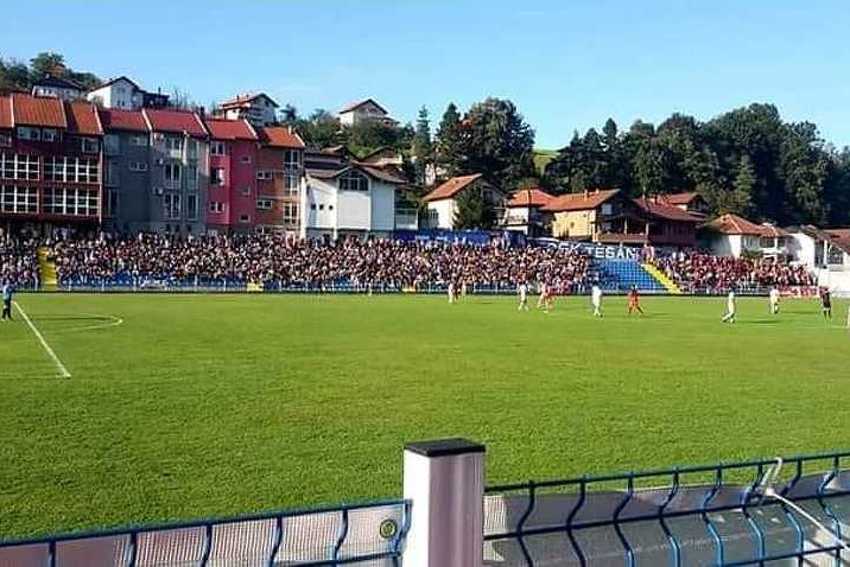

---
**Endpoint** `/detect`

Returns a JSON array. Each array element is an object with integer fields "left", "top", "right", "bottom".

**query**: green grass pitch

[{"left": 1, "top": 293, "right": 848, "bottom": 539}]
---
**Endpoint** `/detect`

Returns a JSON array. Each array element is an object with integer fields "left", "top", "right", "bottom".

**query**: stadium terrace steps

[
  {"left": 641, "top": 262, "right": 682, "bottom": 294},
  {"left": 37, "top": 247, "right": 58, "bottom": 292},
  {"left": 593, "top": 259, "right": 666, "bottom": 293}
]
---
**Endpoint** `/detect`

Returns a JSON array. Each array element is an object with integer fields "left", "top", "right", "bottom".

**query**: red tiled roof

[
  {"left": 633, "top": 198, "right": 701, "bottom": 222},
  {"left": 508, "top": 188, "right": 555, "bottom": 208},
  {"left": 259, "top": 126, "right": 305, "bottom": 149},
  {"left": 423, "top": 174, "right": 484, "bottom": 202},
  {"left": 64, "top": 101, "right": 103, "bottom": 135},
  {"left": 338, "top": 98, "right": 388, "bottom": 115},
  {"left": 706, "top": 214, "right": 788, "bottom": 237},
  {"left": 0, "top": 95, "right": 12, "bottom": 129},
  {"left": 98, "top": 108, "right": 149, "bottom": 132},
  {"left": 219, "top": 92, "right": 279, "bottom": 109},
  {"left": 10, "top": 93, "right": 67, "bottom": 128},
  {"left": 204, "top": 118, "right": 257, "bottom": 141},
  {"left": 143, "top": 108, "right": 207, "bottom": 137},
  {"left": 541, "top": 189, "right": 620, "bottom": 212},
  {"left": 662, "top": 191, "right": 701, "bottom": 205}
]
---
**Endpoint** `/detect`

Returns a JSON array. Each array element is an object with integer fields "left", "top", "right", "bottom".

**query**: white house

[
  {"left": 502, "top": 188, "right": 555, "bottom": 236},
  {"left": 31, "top": 74, "right": 84, "bottom": 101},
  {"left": 302, "top": 164, "right": 406, "bottom": 240},
  {"left": 704, "top": 213, "right": 790, "bottom": 258},
  {"left": 217, "top": 93, "right": 279, "bottom": 127},
  {"left": 87, "top": 76, "right": 169, "bottom": 110},
  {"left": 337, "top": 99, "right": 397, "bottom": 127},
  {"left": 422, "top": 174, "right": 504, "bottom": 230}
]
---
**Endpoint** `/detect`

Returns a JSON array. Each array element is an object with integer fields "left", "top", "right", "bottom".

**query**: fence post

[{"left": 403, "top": 438, "right": 485, "bottom": 567}]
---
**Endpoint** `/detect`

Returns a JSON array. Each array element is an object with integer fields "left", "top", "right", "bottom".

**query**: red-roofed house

[
  {"left": 660, "top": 191, "right": 710, "bottom": 218},
  {"left": 704, "top": 213, "right": 791, "bottom": 258},
  {"left": 502, "top": 187, "right": 555, "bottom": 236},
  {"left": 422, "top": 174, "right": 504, "bottom": 229},
  {"left": 203, "top": 118, "right": 259, "bottom": 232},
  {"left": 254, "top": 126, "right": 306, "bottom": 234},
  {"left": 1, "top": 93, "right": 104, "bottom": 230},
  {"left": 216, "top": 93, "right": 278, "bottom": 127},
  {"left": 142, "top": 108, "right": 209, "bottom": 234}
]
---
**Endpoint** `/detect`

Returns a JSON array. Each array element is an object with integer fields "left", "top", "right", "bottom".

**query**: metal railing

[
  {"left": 484, "top": 451, "right": 850, "bottom": 566},
  {"left": 0, "top": 499, "right": 411, "bottom": 567}
]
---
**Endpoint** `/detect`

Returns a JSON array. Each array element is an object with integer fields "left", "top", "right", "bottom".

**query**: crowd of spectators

[
  {"left": 651, "top": 251, "right": 816, "bottom": 292},
  {"left": 0, "top": 232, "right": 40, "bottom": 289},
  {"left": 48, "top": 233, "right": 592, "bottom": 291}
]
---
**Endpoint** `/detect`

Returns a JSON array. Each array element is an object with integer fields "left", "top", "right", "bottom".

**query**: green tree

[
  {"left": 411, "top": 106, "right": 433, "bottom": 185},
  {"left": 435, "top": 102, "right": 465, "bottom": 179},
  {"left": 452, "top": 186, "right": 495, "bottom": 229},
  {"left": 294, "top": 109, "right": 342, "bottom": 149},
  {"left": 29, "top": 52, "right": 66, "bottom": 79}
]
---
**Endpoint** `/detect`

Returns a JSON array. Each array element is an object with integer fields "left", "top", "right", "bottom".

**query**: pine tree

[
  {"left": 453, "top": 187, "right": 494, "bottom": 229},
  {"left": 435, "top": 103, "right": 464, "bottom": 179},
  {"left": 411, "top": 106, "right": 433, "bottom": 185}
]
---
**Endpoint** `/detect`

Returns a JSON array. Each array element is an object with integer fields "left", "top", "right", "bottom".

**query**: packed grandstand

[{"left": 0, "top": 231, "right": 817, "bottom": 294}]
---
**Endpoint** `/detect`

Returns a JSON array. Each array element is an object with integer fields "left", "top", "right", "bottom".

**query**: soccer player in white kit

[
  {"left": 517, "top": 282, "right": 529, "bottom": 311},
  {"left": 721, "top": 290, "right": 737, "bottom": 323},
  {"left": 537, "top": 282, "right": 547, "bottom": 309},
  {"left": 447, "top": 282, "right": 456, "bottom": 304},
  {"left": 769, "top": 287, "right": 780, "bottom": 315},
  {"left": 591, "top": 284, "right": 603, "bottom": 317}
]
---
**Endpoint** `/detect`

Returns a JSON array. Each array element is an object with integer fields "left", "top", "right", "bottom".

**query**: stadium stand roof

[
  {"left": 423, "top": 173, "right": 485, "bottom": 202},
  {"left": 507, "top": 188, "right": 555, "bottom": 208},
  {"left": 541, "top": 188, "right": 620, "bottom": 212}
]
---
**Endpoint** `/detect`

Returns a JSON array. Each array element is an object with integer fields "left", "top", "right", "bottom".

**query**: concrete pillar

[{"left": 403, "top": 438, "right": 486, "bottom": 567}]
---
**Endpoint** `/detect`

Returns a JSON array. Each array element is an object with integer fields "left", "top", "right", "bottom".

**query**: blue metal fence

[
  {"left": 0, "top": 499, "right": 411, "bottom": 567},
  {"left": 484, "top": 451, "right": 850, "bottom": 566}
]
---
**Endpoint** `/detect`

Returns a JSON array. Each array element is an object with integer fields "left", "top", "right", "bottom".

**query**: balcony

[{"left": 395, "top": 209, "right": 418, "bottom": 230}]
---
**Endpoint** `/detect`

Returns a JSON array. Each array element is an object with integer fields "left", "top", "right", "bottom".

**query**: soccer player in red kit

[{"left": 627, "top": 285, "right": 644, "bottom": 316}]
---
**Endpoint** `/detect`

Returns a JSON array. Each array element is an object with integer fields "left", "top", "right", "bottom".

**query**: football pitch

[{"left": 1, "top": 292, "right": 849, "bottom": 539}]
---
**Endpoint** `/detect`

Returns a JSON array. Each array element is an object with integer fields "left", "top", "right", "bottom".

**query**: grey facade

[
  {"left": 102, "top": 131, "right": 152, "bottom": 233},
  {"left": 148, "top": 133, "right": 209, "bottom": 235}
]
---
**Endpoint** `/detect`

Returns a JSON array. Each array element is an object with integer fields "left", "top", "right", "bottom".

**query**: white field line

[
  {"left": 51, "top": 313, "right": 124, "bottom": 334},
  {"left": 13, "top": 301, "right": 71, "bottom": 378}
]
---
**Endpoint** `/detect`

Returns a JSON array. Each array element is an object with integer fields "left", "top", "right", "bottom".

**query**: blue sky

[{"left": 4, "top": 1, "right": 849, "bottom": 149}]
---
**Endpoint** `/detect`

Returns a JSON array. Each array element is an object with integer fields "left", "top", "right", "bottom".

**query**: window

[
  {"left": 211, "top": 167, "right": 225, "bottom": 186},
  {"left": 256, "top": 199, "right": 273, "bottom": 211},
  {"left": 163, "top": 193, "right": 181, "bottom": 219},
  {"left": 239, "top": 214, "right": 250, "bottom": 224},
  {"left": 129, "top": 135, "right": 148, "bottom": 147},
  {"left": 240, "top": 155, "right": 252, "bottom": 164},
  {"left": 81, "top": 137, "right": 99, "bottom": 154},
  {"left": 760, "top": 237, "right": 774, "bottom": 248},
  {"left": 310, "top": 204, "right": 317, "bottom": 210},
  {"left": 241, "top": 186, "right": 251, "bottom": 196},
  {"left": 283, "top": 202, "right": 298, "bottom": 224},
  {"left": 17, "top": 127, "right": 40, "bottom": 141},
  {"left": 1, "top": 154, "right": 39, "bottom": 180},
  {"left": 166, "top": 136, "right": 183, "bottom": 152},
  {"left": 129, "top": 161, "right": 149, "bottom": 172},
  {"left": 186, "top": 165, "right": 197, "bottom": 189},
  {"left": 210, "top": 141, "right": 226, "bottom": 156},
  {"left": 186, "top": 139, "right": 198, "bottom": 159},
  {"left": 0, "top": 185, "right": 38, "bottom": 213},
  {"left": 339, "top": 170, "right": 368, "bottom": 192},
  {"left": 104, "top": 134, "right": 120, "bottom": 155},
  {"left": 0, "top": 134, "right": 10, "bottom": 148},
  {"left": 319, "top": 204, "right": 324, "bottom": 210},
  {"left": 164, "top": 163, "right": 182, "bottom": 189},
  {"left": 186, "top": 194, "right": 198, "bottom": 220},
  {"left": 284, "top": 149, "right": 301, "bottom": 169},
  {"left": 105, "top": 189, "right": 119, "bottom": 218},
  {"left": 43, "top": 187, "right": 98, "bottom": 216},
  {"left": 106, "top": 159, "right": 120, "bottom": 187},
  {"left": 284, "top": 173, "right": 299, "bottom": 195},
  {"left": 42, "top": 129, "right": 59, "bottom": 143},
  {"left": 209, "top": 202, "right": 224, "bottom": 213},
  {"left": 256, "top": 170, "right": 272, "bottom": 181}
]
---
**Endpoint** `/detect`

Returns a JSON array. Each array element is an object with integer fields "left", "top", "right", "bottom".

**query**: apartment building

[
  {"left": 204, "top": 118, "right": 259, "bottom": 232},
  {"left": 256, "top": 126, "right": 305, "bottom": 234}
]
